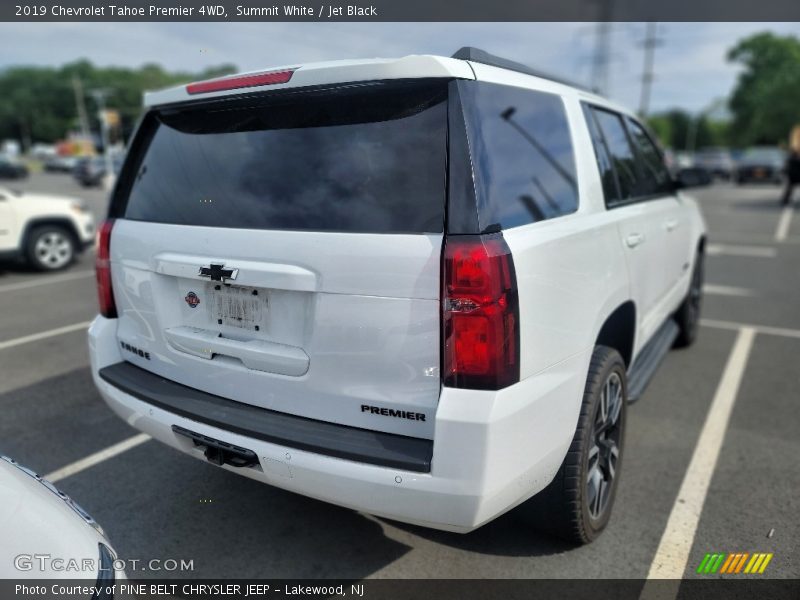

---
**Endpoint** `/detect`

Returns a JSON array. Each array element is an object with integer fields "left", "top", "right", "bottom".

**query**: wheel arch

[
  {"left": 595, "top": 301, "right": 636, "bottom": 368},
  {"left": 22, "top": 217, "right": 82, "bottom": 250}
]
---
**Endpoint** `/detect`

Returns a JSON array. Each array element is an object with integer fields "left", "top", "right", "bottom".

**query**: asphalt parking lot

[{"left": 1, "top": 172, "right": 798, "bottom": 581}]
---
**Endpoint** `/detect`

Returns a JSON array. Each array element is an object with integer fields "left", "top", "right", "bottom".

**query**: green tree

[
  {"left": 0, "top": 61, "right": 237, "bottom": 147},
  {"left": 727, "top": 32, "right": 800, "bottom": 146},
  {"left": 648, "top": 109, "right": 729, "bottom": 150},
  {"left": 646, "top": 113, "right": 674, "bottom": 147}
]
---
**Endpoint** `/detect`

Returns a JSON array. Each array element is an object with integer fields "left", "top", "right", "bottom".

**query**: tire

[
  {"left": 517, "top": 346, "right": 627, "bottom": 544},
  {"left": 25, "top": 226, "right": 76, "bottom": 271},
  {"left": 674, "top": 249, "right": 704, "bottom": 348}
]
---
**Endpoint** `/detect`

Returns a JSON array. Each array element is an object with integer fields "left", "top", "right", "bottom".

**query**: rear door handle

[
  {"left": 625, "top": 233, "right": 645, "bottom": 248},
  {"left": 664, "top": 219, "right": 679, "bottom": 232}
]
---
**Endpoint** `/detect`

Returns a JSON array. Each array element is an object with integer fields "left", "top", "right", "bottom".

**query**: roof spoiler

[{"left": 451, "top": 46, "right": 595, "bottom": 94}]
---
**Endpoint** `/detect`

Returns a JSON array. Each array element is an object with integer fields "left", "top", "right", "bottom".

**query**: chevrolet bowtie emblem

[{"left": 198, "top": 263, "right": 238, "bottom": 282}]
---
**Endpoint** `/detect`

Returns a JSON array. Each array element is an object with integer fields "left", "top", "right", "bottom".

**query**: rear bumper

[
  {"left": 88, "top": 316, "right": 586, "bottom": 533},
  {"left": 67, "top": 212, "right": 95, "bottom": 250},
  {"left": 98, "top": 361, "right": 433, "bottom": 473}
]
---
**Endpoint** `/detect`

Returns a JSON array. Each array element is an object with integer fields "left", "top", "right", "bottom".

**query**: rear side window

[
  {"left": 114, "top": 82, "right": 447, "bottom": 233},
  {"left": 582, "top": 104, "right": 620, "bottom": 204},
  {"left": 590, "top": 108, "right": 640, "bottom": 204},
  {"left": 458, "top": 81, "right": 578, "bottom": 230},
  {"left": 586, "top": 105, "right": 674, "bottom": 206}
]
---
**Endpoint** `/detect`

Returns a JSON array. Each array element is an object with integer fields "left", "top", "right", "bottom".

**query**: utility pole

[
  {"left": 72, "top": 76, "right": 91, "bottom": 140},
  {"left": 638, "top": 22, "right": 663, "bottom": 117},
  {"left": 587, "top": 0, "right": 615, "bottom": 95},
  {"left": 687, "top": 98, "right": 726, "bottom": 153},
  {"left": 590, "top": 21, "right": 612, "bottom": 95},
  {"left": 89, "top": 88, "right": 114, "bottom": 189}
]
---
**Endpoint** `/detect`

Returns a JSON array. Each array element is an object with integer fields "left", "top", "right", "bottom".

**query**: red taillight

[
  {"left": 442, "top": 234, "right": 520, "bottom": 390},
  {"left": 186, "top": 69, "right": 295, "bottom": 95},
  {"left": 96, "top": 219, "right": 117, "bottom": 318}
]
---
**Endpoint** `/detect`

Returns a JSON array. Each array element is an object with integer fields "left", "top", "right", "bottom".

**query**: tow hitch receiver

[{"left": 172, "top": 425, "right": 259, "bottom": 468}]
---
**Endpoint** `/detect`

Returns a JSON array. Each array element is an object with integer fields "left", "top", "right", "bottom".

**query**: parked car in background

[
  {"left": 44, "top": 154, "right": 80, "bottom": 173},
  {"left": 0, "top": 154, "right": 29, "bottom": 180},
  {"left": 674, "top": 151, "right": 695, "bottom": 170},
  {"left": 665, "top": 149, "right": 710, "bottom": 185},
  {"left": 74, "top": 155, "right": 124, "bottom": 187},
  {"left": 695, "top": 147, "right": 735, "bottom": 180},
  {"left": 89, "top": 48, "right": 707, "bottom": 544},
  {"left": 735, "top": 147, "right": 786, "bottom": 184},
  {"left": 1, "top": 140, "right": 21, "bottom": 158},
  {"left": 675, "top": 166, "right": 712, "bottom": 188},
  {"left": 0, "top": 455, "right": 122, "bottom": 583},
  {"left": 664, "top": 149, "right": 695, "bottom": 173},
  {"left": 30, "top": 143, "right": 57, "bottom": 161},
  {"left": 0, "top": 186, "right": 95, "bottom": 270}
]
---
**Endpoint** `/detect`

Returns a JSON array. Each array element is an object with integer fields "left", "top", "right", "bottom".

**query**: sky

[{"left": 1, "top": 21, "right": 798, "bottom": 114}]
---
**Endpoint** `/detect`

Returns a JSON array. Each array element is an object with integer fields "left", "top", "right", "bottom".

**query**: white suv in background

[
  {"left": 0, "top": 187, "right": 95, "bottom": 270},
  {"left": 88, "top": 48, "right": 706, "bottom": 543}
]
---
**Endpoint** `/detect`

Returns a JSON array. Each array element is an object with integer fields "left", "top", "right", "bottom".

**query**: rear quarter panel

[{"left": 495, "top": 82, "right": 632, "bottom": 492}]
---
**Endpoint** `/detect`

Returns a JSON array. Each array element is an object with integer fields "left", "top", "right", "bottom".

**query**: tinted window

[
  {"left": 459, "top": 81, "right": 578, "bottom": 230},
  {"left": 582, "top": 104, "right": 620, "bottom": 204},
  {"left": 116, "top": 82, "right": 447, "bottom": 233},
  {"left": 591, "top": 108, "right": 640, "bottom": 204},
  {"left": 626, "top": 117, "right": 672, "bottom": 196}
]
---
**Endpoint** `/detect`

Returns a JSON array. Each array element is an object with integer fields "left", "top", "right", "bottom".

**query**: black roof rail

[{"left": 451, "top": 47, "right": 595, "bottom": 94}]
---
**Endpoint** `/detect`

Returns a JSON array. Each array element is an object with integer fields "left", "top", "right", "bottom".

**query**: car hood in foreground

[{"left": 0, "top": 458, "right": 109, "bottom": 579}]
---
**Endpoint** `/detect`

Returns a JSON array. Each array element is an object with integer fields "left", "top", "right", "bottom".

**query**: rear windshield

[{"left": 113, "top": 81, "right": 448, "bottom": 233}]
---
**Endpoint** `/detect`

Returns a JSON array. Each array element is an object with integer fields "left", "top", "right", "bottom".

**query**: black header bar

[
  {"left": 3, "top": 0, "right": 800, "bottom": 22},
  {"left": 3, "top": 579, "right": 800, "bottom": 600}
]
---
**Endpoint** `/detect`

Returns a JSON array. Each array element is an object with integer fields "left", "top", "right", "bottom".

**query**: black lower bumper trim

[{"left": 98, "top": 362, "right": 433, "bottom": 473}]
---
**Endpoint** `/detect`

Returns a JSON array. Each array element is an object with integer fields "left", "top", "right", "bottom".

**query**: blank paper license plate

[{"left": 208, "top": 284, "right": 267, "bottom": 329}]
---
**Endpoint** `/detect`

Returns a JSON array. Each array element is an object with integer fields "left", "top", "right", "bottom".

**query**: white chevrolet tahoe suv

[
  {"left": 88, "top": 48, "right": 706, "bottom": 543},
  {"left": 0, "top": 187, "right": 95, "bottom": 270}
]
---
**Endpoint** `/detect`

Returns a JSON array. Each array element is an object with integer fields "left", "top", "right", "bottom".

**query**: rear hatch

[{"left": 107, "top": 81, "right": 448, "bottom": 438}]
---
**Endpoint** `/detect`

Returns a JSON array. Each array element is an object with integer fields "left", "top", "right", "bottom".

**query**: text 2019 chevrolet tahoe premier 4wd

[{"left": 88, "top": 48, "right": 706, "bottom": 543}]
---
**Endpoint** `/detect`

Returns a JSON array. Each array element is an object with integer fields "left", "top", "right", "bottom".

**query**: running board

[{"left": 627, "top": 319, "right": 679, "bottom": 403}]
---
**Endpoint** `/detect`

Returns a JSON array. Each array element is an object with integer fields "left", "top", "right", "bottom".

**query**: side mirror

[{"left": 674, "top": 167, "right": 712, "bottom": 190}]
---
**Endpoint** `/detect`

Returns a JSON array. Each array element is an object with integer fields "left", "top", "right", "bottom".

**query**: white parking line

[
  {"left": 701, "top": 318, "right": 800, "bottom": 340},
  {"left": 702, "top": 284, "right": 755, "bottom": 297},
  {"left": 706, "top": 244, "right": 777, "bottom": 258},
  {"left": 0, "top": 270, "right": 94, "bottom": 293},
  {"left": 641, "top": 327, "right": 755, "bottom": 593},
  {"left": 45, "top": 433, "right": 151, "bottom": 483},
  {"left": 775, "top": 204, "right": 794, "bottom": 242},
  {"left": 707, "top": 232, "right": 800, "bottom": 245},
  {"left": 0, "top": 321, "right": 92, "bottom": 351}
]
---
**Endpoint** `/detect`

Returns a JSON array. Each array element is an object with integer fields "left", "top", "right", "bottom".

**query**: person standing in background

[{"left": 782, "top": 125, "right": 800, "bottom": 206}]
